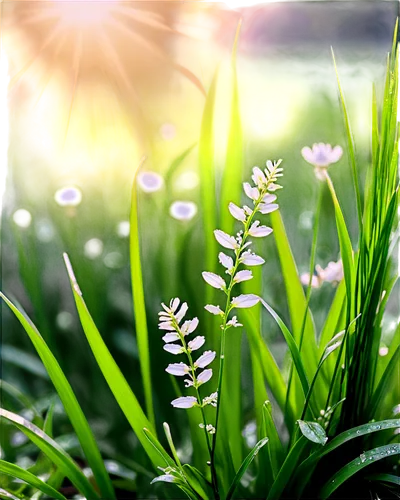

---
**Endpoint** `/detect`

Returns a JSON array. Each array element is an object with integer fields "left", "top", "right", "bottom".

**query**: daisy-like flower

[
  {"left": 301, "top": 143, "right": 343, "bottom": 181},
  {"left": 54, "top": 185, "right": 82, "bottom": 207},
  {"left": 169, "top": 201, "right": 197, "bottom": 221},
  {"left": 12, "top": 209, "right": 32, "bottom": 228},
  {"left": 137, "top": 171, "right": 164, "bottom": 193}
]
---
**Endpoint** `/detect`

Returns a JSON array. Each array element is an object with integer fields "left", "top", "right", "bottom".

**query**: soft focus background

[{"left": 1, "top": 0, "right": 398, "bottom": 490}]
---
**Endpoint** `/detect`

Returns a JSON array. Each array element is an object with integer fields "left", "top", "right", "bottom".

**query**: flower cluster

[
  {"left": 300, "top": 259, "right": 343, "bottom": 289},
  {"left": 159, "top": 298, "right": 217, "bottom": 413},
  {"left": 301, "top": 143, "right": 343, "bottom": 181},
  {"left": 202, "top": 160, "right": 283, "bottom": 317}
]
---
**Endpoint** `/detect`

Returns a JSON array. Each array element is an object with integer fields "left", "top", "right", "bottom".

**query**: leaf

[
  {"left": 0, "top": 293, "right": 115, "bottom": 500},
  {"left": 182, "top": 464, "right": 214, "bottom": 500},
  {"left": 260, "top": 299, "right": 311, "bottom": 404},
  {"left": 0, "top": 409, "right": 99, "bottom": 499},
  {"left": 0, "top": 460, "right": 67, "bottom": 500},
  {"left": 63, "top": 254, "right": 168, "bottom": 470},
  {"left": 297, "top": 421, "right": 328, "bottom": 445},
  {"left": 142, "top": 428, "right": 176, "bottom": 470},
  {"left": 226, "top": 437, "right": 269, "bottom": 500},
  {"left": 367, "top": 473, "right": 400, "bottom": 486},
  {"left": 369, "top": 344, "right": 400, "bottom": 418},
  {"left": 320, "top": 444, "right": 400, "bottom": 499},
  {"left": 258, "top": 401, "right": 284, "bottom": 489},
  {"left": 0, "top": 489, "right": 21, "bottom": 500},
  {"left": 130, "top": 157, "right": 155, "bottom": 429}
]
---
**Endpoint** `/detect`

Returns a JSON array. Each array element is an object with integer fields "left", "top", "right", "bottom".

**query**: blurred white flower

[
  {"left": 116, "top": 221, "right": 130, "bottom": 238},
  {"left": 204, "top": 304, "right": 224, "bottom": 316},
  {"left": 379, "top": 346, "right": 389, "bottom": 356},
  {"left": 36, "top": 219, "right": 55, "bottom": 242},
  {"left": 160, "top": 123, "right": 176, "bottom": 141},
  {"left": 56, "top": 311, "right": 73, "bottom": 330},
  {"left": 170, "top": 201, "right": 197, "bottom": 221},
  {"left": 214, "top": 229, "right": 239, "bottom": 250},
  {"left": 137, "top": 171, "right": 163, "bottom": 193},
  {"left": 316, "top": 260, "right": 344, "bottom": 283},
  {"left": 174, "top": 171, "right": 199, "bottom": 191},
  {"left": 203, "top": 392, "right": 218, "bottom": 407},
  {"left": 84, "top": 238, "right": 103, "bottom": 259},
  {"left": 202, "top": 272, "right": 226, "bottom": 290},
  {"left": 300, "top": 272, "right": 322, "bottom": 289},
  {"left": 171, "top": 396, "right": 197, "bottom": 409},
  {"left": 54, "top": 186, "right": 82, "bottom": 207},
  {"left": 231, "top": 294, "right": 260, "bottom": 308},
  {"left": 103, "top": 251, "right": 123, "bottom": 269},
  {"left": 301, "top": 143, "right": 343, "bottom": 181},
  {"left": 12, "top": 209, "right": 32, "bottom": 228}
]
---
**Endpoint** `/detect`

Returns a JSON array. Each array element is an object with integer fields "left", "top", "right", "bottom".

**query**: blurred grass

[{"left": 1, "top": 5, "right": 398, "bottom": 485}]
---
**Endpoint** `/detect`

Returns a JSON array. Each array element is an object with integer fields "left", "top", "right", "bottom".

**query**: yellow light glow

[{"left": 56, "top": 2, "right": 115, "bottom": 28}]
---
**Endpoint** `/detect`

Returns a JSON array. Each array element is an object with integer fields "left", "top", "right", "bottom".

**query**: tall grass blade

[
  {"left": 0, "top": 409, "right": 99, "bottom": 499},
  {"left": 130, "top": 157, "right": 155, "bottom": 429},
  {"left": 0, "top": 460, "right": 67, "bottom": 500},
  {"left": 63, "top": 254, "right": 168, "bottom": 470},
  {"left": 0, "top": 293, "right": 115, "bottom": 500}
]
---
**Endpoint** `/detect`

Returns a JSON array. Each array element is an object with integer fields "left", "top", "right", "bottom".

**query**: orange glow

[{"left": 56, "top": 2, "right": 116, "bottom": 28}]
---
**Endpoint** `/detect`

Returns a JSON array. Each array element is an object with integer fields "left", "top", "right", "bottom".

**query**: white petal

[
  {"left": 248, "top": 222, "right": 273, "bottom": 237},
  {"left": 243, "top": 182, "right": 259, "bottom": 201},
  {"left": 214, "top": 230, "right": 239, "bottom": 250},
  {"left": 262, "top": 193, "right": 277, "bottom": 204},
  {"left": 158, "top": 322, "right": 175, "bottom": 331},
  {"left": 268, "top": 184, "right": 282, "bottom": 192},
  {"left": 202, "top": 272, "right": 226, "bottom": 290},
  {"left": 195, "top": 350, "right": 216, "bottom": 368},
  {"left": 170, "top": 298, "right": 180, "bottom": 312},
  {"left": 188, "top": 336, "right": 205, "bottom": 351},
  {"left": 252, "top": 167, "right": 266, "bottom": 187},
  {"left": 163, "top": 344, "right": 184, "bottom": 355},
  {"left": 330, "top": 145, "right": 343, "bottom": 163},
  {"left": 162, "top": 332, "right": 180, "bottom": 343},
  {"left": 151, "top": 474, "right": 177, "bottom": 484},
  {"left": 241, "top": 252, "right": 265, "bottom": 266},
  {"left": 228, "top": 202, "right": 246, "bottom": 222},
  {"left": 197, "top": 368, "right": 212, "bottom": 385},
  {"left": 219, "top": 252, "right": 234, "bottom": 271},
  {"left": 233, "top": 270, "right": 253, "bottom": 283},
  {"left": 166, "top": 363, "right": 190, "bottom": 376},
  {"left": 231, "top": 294, "right": 260, "bottom": 308},
  {"left": 181, "top": 317, "right": 199, "bottom": 335},
  {"left": 171, "top": 396, "right": 197, "bottom": 409},
  {"left": 204, "top": 304, "right": 224, "bottom": 315},
  {"left": 175, "top": 302, "right": 188, "bottom": 323},
  {"left": 258, "top": 203, "right": 279, "bottom": 214}
]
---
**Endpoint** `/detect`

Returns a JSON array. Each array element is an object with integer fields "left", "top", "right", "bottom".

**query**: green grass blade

[
  {"left": 320, "top": 443, "right": 400, "bottom": 499},
  {"left": 130, "top": 158, "right": 155, "bottom": 429},
  {"left": 369, "top": 344, "right": 400, "bottom": 418},
  {"left": 226, "top": 438, "right": 269, "bottom": 500},
  {"left": 0, "top": 293, "right": 115, "bottom": 500},
  {"left": 0, "top": 460, "right": 67, "bottom": 500},
  {"left": 0, "top": 489, "right": 21, "bottom": 500},
  {"left": 63, "top": 254, "right": 168, "bottom": 470},
  {"left": 319, "top": 280, "right": 346, "bottom": 353},
  {"left": 260, "top": 299, "right": 311, "bottom": 406},
  {"left": 261, "top": 401, "right": 284, "bottom": 480},
  {"left": 143, "top": 428, "right": 177, "bottom": 469},
  {"left": 367, "top": 473, "right": 400, "bottom": 486},
  {"left": 0, "top": 409, "right": 99, "bottom": 499}
]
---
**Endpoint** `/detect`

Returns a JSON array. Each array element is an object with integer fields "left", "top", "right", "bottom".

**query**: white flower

[
  {"left": 243, "top": 182, "right": 259, "bottom": 201},
  {"left": 219, "top": 252, "right": 234, "bottom": 273},
  {"left": 158, "top": 321, "right": 175, "bottom": 331},
  {"left": 248, "top": 221, "right": 273, "bottom": 237},
  {"left": 251, "top": 167, "right": 266, "bottom": 188},
  {"left": 243, "top": 205, "right": 253, "bottom": 216},
  {"left": 84, "top": 238, "right": 103, "bottom": 259},
  {"left": 162, "top": 332, "right": 180, "bottom": 343},
  {"left": 184, "top": 378, "right": 194, "bottom": 387},
  {"left": 175, "top": 303, "right": 188, "bottom": 323},
  {"left": 214, "top": 230, "right": 239, "bottom": 249},
  {"left": 206, "top": 424, "right": 216, "bottom": 434},
  {"left": 160, "top": 123, "right": 176, "bottom": 141},
  {"left": 169, "top": 298, "right": 180, "bottom": 312},
  {"left": 300, "top": 273, "right": 321, "bottom": 289},
  {"left": 233, "top": 270, "right": 253, "bottom": 284},
  {"left": 163, "top": 344, "right": 184, "bottom": 355},
  {"left": 195, "top": 350, "right": 216, "bottom": 368},
  {"left": 228, "top": 202, "right": 246, "bottom": 222},
  {"left": 202, "top": 272, "right": 226, "bottom": 290},
  {"left": 204, "top": 304, "right": 224, "bottom": 316},
  {"left": 268, "top": 183, "right": 283, "bottom": 192},
  {"left": 12, "top": 209, "right": 32, "bottom": 228},
  {"left": 301, "top": 143, "right": 343, "bottom": 168},
  {"left": 188, "top": 336, "right": 205, "bottom": 351},
  {"left": 181, "top": 317, "right": 199, "bottom": 335},
  {"left": 54, "top": 186, "right": 82, "bottom": 207},
  {"left": 197, "top": 368, "right": 212, "bottom": 385},
  {"left": 241, "top": 251, "right": 265, "bottom": 266},
  {"left": 262, "top": 193, "right": 277, "bottom": 204},
  {"left": 138, "top": 171, "right": 163, "bottom": 193},
  {"left": 231, "top": 294, "right": 260, "bottom": 308},
  {"left": 226, "top": 316, "right": 242, "bottom": 328},
  {"left": 166, "top": 363, "right": 190, "bottom": 376},
  {"left": 171, "top": 396, "right": 197, "bottom": 409},
  {"left": 116, "top": 221, "right": 130, "bottom": 238},
  {"left": 203, "top": 392, "right": 218, "bottom": 407},
  {"left": 151, "top": 474, "right": 177, "bottom": 484},
  {"left": 258, "top": 203, "right": 279, "bottom": 214},
  {"left": 170, "top": 201, "right": 197, "bottom": 221},
  {"left": 174, "top": 171, "right": 199, "bottom": 191},
  {"left": 265, "top": 159, "right": 283, "bottom": 177},
  {"left": 316, "top": 260, "right": 343, "bottom": 283}
]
